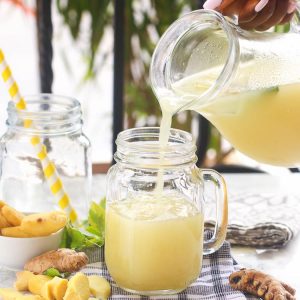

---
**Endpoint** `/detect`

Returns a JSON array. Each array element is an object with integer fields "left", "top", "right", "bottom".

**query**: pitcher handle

[{"left": 201, "top": 169, "right": 228, "bottom": 255}]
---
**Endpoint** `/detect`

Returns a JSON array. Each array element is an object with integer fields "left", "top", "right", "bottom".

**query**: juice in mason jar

[{"left": 105, "top": 193, "right": 203, "bottom": 292}]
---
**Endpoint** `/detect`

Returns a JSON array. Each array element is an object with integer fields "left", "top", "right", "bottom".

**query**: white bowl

[{"left": 0, "top": 229, "right": 63, "bottom": 270}]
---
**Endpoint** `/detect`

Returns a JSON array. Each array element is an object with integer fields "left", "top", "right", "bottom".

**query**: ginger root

[
  {"left": 229, "top": 269, "right": 296, "bottom": 300},
  {"left": 24, "top": 249, "right": 88, "bottom": 274}
]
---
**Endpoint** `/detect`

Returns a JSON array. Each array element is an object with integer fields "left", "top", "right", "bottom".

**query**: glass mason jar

[
  {"left": 105, "top": 127, "right": 228, "bottom": 296},
  {"left": 0, "top": 94, "right": 91, "bottom": 221}
]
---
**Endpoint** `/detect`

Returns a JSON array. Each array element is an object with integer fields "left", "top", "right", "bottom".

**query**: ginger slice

[
  {"left": 41, "top": 277, "right": 68, "bottom": 300},
  {"left": 88, "top": 275, "right": 111, "bottom": 300},
  {"left": 229, "top": 268, "right": 296, "bottom": 300},
  {"left": 1, "top": 226, "right": 31, "bottom": 238},
  {"left": 64, "top": 272, "right": 90, "bottom": 300},
  {"left": 1, "top": 205, "right": 24, "bottom": 226},
  {"left": 28, "top": 275, "right": 52, "bottom": 296},
  {"left": 0, "top": 211, "right": 11, "bottom": 229},
  {"left": 14, "top": 271, "right": 35, "bottom": 291},
  {"left": 20, "top": 211, "right": 67, "bottom": 237}
]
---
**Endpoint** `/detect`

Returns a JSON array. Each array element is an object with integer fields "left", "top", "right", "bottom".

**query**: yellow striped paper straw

[{"left": 0, "top": 49, "right": 78, "bottom": 224}]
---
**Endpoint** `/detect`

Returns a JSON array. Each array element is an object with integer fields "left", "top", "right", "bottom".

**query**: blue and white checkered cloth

[{"left": 82, "top": 240, "right": 258, "bottom": 300}]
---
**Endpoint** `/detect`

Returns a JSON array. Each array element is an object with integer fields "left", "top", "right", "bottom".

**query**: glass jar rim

[
  {"left": 7, "top": 94, "right": 82, "bottom": 135},
  {"left": 115, "top": 127, "right": 197, "bottom": 167},
  {"left": 8, "top": 94, "right": 81, "bottom": 117}
]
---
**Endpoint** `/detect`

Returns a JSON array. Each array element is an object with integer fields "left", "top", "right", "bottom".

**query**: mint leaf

[
  {"left": 86, "top": 198, "right": 105, "bottom": 240},
  {"left": 43, "top": 268, "right": 70, "bottom": 278},
  {"left": 43, "top": 268, "right": 61, "bottom": 277},
  {"left": 60, "top": 198, "right": 106, "bottom": 250},
  {"left": 69, "top": 226, "right": 86, "bottom": 250},
  {"left": 86, "top": 225, "right": 101, "bottom": 236}
]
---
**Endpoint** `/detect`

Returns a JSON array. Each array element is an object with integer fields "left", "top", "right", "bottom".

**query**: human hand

[{"left": 203, "top": 0, "right": 297, "bottom": 31}]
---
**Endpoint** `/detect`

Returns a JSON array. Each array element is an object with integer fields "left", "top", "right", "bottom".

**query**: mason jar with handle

[
  {"left": 105, "top": 127, "right": 228, "bottom": 296},
  {"left": 150, "top": 8, "right": 300, "bottom": 167}
]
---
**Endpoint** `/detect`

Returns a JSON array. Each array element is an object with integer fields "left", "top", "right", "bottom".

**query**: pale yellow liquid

[
  {"left": 105, "top": 193, "right": 203, "bottom": 292},
  {"left": 165, "top": 71, "right": 300, "bottom": 167},
  {"left": 200, "top": 83, "right": 300, "bottom": 166}
]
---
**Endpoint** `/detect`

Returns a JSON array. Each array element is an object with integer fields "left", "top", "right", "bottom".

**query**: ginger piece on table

[
  {"left": 41, "top": 281, "right": 54, "bottom": 300},
  {"left": 28, "top": 274, "right": 52, "bottom": 296},
  {"left": 20, "top": 211, "right": 67, "bottom": 237},
  {"left": 14, "top": 271, "right": 34, "bottom": 291},
  {"left": 0, "top": 211, "right": 11, "bottom": 229},
  {"left": 229, "top": 268, "right": 296, "bottom": 300},
  {"left": 0, "top": 288, "right": 43, "bottom": 300},
  {"left": 41, "top": 277, "right": 68, "bottom": 300},
  {"left": 0, "top": 201, "right": 6, "bottom": 209},
  {"left": 1, "top": 205, "right": 24, "bottom": 226},
  {"left": 63, "top": 273, "right": 90, "bottom": 300},
  {"left": 16, "top": 295, "right": 44, "bottom": 300},
  {"left": 88, "top": 275, "right": 111, "bottom": 300},
  {"left": 50, "top": 277, "right": 68, "bottom": 300},
  {"left": 0, "top": 287, "right": 23, "bottom": 300},
  {"left": 1, "top": 226, "right": 31, "bottom": 238},
  {"left": 25, "top": 249, "right": 88, "bottom": 274}
]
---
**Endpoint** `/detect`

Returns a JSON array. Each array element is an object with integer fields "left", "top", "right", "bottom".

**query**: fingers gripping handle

[{"left": 201, "top": 169, "right": 228, "bottom": 255}]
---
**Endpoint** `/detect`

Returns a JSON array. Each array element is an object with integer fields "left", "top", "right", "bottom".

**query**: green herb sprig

[
  {"left": 43, "top": 268, "right": 70, "bottom": 279},
  {"left": 60, "top": 198, "right": 106, "bottom": 250}
]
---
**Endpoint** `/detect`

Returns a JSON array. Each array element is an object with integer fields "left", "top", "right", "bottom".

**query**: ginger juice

[
  {"left": 105, "top": 192, "right": 203, "bottom": 292},
  {"left": 169, "top": 70, "right": 300, "bottom": 167},
  {"left": 200, "top": 83, "right": 300, "bottom": 166}
]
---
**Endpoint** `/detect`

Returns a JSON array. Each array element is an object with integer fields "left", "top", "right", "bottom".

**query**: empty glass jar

[{"left": 0, "top": 94, "right": 91, "bottom": 220}]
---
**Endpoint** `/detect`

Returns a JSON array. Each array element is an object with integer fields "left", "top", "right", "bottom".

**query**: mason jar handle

[{"left": 201, "top": 169, "right": 228, "bottom": 255}]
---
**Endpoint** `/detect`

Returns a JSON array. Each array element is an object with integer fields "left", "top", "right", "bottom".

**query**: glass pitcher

[
  {"left": 150, "top": 9, "right": 300, "bottom": 166},
  {"left": 105, "top": 127, "right": 228, "bottom": 295}
]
